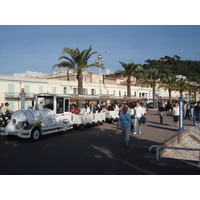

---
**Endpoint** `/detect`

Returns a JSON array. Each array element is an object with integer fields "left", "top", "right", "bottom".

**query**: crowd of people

[
  {"left": 69, "top": 101, "right": 146, "bottom": 114},
  {"left": 157, "top": 100, "right": 200, "bottom": 126},
  {"left": 5, "top": 99, "right": 200, "bottom": 149}
]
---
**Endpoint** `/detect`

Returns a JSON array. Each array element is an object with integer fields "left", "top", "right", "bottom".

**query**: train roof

[
  {"left": 34, "top": 93, "right": 143, "bottom": 101},
  {"left": 34, "top": 93, "right": 71, "bottom": 98}
]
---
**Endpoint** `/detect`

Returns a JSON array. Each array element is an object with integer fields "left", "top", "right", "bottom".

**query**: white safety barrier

[{"left": 149, "top": 145, "right": 200, "bottom": 165}]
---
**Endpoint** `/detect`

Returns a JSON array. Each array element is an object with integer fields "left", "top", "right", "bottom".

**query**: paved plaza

[{"left": 0, "top": 109, "right": 199, "bottom": 175}]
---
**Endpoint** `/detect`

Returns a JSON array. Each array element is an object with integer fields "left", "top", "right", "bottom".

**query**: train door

[
  {"left": 64, "top": 98, "right": 70, "bottom": 112},
  {"left": 56, "top": 97, "right": 70, "bottom": 114}
]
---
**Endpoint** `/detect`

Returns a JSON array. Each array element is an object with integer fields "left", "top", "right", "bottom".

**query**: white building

[
  {"left": 1, "top": 70, "right": 195, "bottom": 111},
  {"left": 0, "top": 71, "right": 152, "bottom": 111}
]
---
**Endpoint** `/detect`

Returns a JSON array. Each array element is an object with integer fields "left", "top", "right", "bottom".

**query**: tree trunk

[
  {"left": 169, "top": 89, "right": 172, "bottom": 103},
  {"left": 127, "top": 79, "right": 131, "bottom": 97},
  {"left": 194, "top": 92, "right": 197, "bottom": 101},
  {"left": 77, "top": 71, "right": 83, "bottom": 95},
  {"left": 180, "top": 90, "right": 183, "bottom": 100}
]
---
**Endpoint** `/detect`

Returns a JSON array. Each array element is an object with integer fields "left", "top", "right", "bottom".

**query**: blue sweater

[{"left": 118, "top": 113, "right": 132, "bottom": 128}]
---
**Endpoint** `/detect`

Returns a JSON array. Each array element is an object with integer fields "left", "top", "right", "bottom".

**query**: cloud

[
  {"left": 12, "top": 70, "right": 48, "bottom": 78},
  {"left": 105, "top": 69, "right": 112, "bottom": 75}
]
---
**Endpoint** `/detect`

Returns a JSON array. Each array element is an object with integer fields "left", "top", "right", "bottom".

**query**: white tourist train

[{"left": 0, "top": 89, "right": 123, "bottom": 141}]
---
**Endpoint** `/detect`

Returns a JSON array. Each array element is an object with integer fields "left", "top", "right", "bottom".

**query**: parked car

[{"left": 146, "top": 102, "right": 153, "bottom": 109}]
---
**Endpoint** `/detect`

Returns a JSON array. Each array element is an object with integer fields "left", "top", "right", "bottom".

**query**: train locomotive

[{"left": 0, "top": 90, "right": 74, "bottom": 140}]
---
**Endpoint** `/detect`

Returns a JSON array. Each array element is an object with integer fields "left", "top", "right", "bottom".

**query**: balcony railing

[{"left": 4, "top": 92, "right": 36, "bottom": 98}]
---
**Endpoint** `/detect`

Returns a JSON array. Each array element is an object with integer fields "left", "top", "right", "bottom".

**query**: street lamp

[{"left": 96, "top": 54, "right": 104, "bottom": 95}]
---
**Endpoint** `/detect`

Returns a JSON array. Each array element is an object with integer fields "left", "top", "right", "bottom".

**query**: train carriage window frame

[
  {"left": 37, "top": 96, "right": 54, "bottom": 110},
  {"left": 57, "top": 98, "right": 64, "bottom": 114}
]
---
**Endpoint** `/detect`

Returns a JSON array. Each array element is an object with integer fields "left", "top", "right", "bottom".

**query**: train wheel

[
  {"left": 96, "top": 122, "right": 100, "bottom": 126},
  {"left": 80, "top": 125, "right": 84, "bottom": 130},
  {"left": 31, "top": 127, "right": 41, "bottom": 141}
]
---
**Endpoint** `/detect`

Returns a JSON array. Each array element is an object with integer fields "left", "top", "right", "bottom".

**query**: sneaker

[
  {"left": 133, "top": 132, "right": 137, "bottom": 135},
  {"left": 138, "top": 132, "right": 142, "bottom": 134}
]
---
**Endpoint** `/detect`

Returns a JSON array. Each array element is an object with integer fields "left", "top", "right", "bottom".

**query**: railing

[
  {"left": 149, "top": 145, "right": 200, "bottom": 165},
  {"left": 4, "top": 92, "right": 36, "bottom": 98}
]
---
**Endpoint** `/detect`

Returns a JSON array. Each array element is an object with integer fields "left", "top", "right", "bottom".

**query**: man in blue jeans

[
  {"left": 158, "top": 104, "right": 166, "bottom": 124},
  {"left": 133, "top": 102, "right": 144, "bottom": 134}
]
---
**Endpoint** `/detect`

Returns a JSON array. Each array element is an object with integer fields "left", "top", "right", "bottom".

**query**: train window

[
  {"left": 38, "top": 96, "right": 54, "bottom": 110},
  {"left": 57, "top": 98, "right": 64, "bottom": 114},
  {"left": 64, "top": 98, "right": 69, "bottom": 112}
]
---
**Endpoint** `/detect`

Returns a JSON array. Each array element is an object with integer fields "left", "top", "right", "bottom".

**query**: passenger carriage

[
  {"left": 72, "top": 112, "right": 106, "bottom": 129},
  {"left": 105, "top": 110, "right": 120, "bottom": 122}
]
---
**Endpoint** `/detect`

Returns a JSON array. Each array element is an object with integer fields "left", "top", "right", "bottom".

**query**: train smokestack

[{"left": 20, "top": 88, "right": 26, "bottom": 109}]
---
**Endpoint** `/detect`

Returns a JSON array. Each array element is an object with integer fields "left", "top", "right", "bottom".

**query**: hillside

[{"left": 142, "top": 56, "right": 200, "bottom": 83}]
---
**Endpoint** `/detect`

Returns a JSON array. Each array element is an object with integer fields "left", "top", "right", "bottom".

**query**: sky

[{"left": 1, "top": 25, "right": 200, "bottom": 77}]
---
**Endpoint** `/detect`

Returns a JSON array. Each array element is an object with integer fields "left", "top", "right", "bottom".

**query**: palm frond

[{"left": 52, "top": 61, "right": 75, "bottom": 70}]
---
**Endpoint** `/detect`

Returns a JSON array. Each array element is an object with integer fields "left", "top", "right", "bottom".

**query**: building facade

[{"left": 0, "top": 70, "right": 195, "bottom": 111}]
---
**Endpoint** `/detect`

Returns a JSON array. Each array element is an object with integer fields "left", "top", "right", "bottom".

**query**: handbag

[{"left": 140, "top": 116, "right": 146, "bottom": 124}]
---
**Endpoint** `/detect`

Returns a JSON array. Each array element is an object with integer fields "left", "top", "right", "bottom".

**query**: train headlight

[
  {"left": 2, "top": 120, "right": 7, "bottom": 127},
  {"left": 22, "top": 121, "right": 29, "bottom": 129}
]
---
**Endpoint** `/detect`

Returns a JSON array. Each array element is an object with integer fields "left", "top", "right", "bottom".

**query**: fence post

[
  {"left": 193, "top": 111, "right": 196, "bottom": 126},
  {"left": 179, "top": 100, "right": 184, "bottom": 132}
]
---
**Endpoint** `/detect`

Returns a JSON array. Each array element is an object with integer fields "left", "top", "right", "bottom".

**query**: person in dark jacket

[
  {"left": 107, "top": 103, "right": 114, "bottom": 111},
  {"left": 158, "top": 104, "right": 166, "bottom": 124},
  {"left": 194, "top": 102, "right": 200, "bottom": 124},
  {"left": 166, "top": 101, "right": 172, "bottom": 116},
  {"left": 89, "top": 103, "right": 97, "bottom": 113}
]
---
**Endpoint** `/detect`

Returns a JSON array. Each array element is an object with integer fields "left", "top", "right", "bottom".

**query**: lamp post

[{"left": 96, "top": 54, "right": 104, "bottom": 95}]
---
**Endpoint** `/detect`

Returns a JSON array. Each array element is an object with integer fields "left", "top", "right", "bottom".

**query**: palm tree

[
  {"left": 188, "top": 83, "right": 200, "bottom": 101},
  {"left": 142, "top": 68, "right": 160, "bottom": 108},
  {"left": 52, "top": 45, "right": 104, "bottom": 95},
  {"left": 160, "top": 73, "right": 177, "bottom": 103},
  {"left": 117, "top": 60, "right": 142, "bottom": 97},
  {"left": 175, "top": 78, "right": 188, "bottom": 99}
]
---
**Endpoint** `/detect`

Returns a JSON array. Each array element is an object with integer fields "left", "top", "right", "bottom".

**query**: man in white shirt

[
  {"left": 1, "top": 103, "right": 12, "bottom": 115},
  {"left": 133, "top": 101, "right": 144, "bottom": 134}
]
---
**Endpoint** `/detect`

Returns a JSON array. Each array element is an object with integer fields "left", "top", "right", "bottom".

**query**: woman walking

[{"left": 117, "top": 107, "right": 132, "bottom": 148}]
